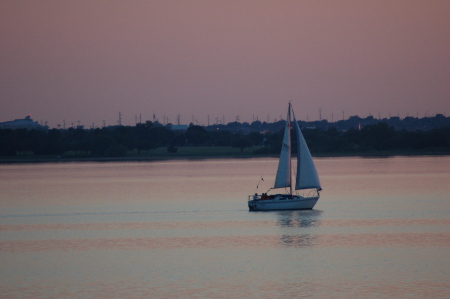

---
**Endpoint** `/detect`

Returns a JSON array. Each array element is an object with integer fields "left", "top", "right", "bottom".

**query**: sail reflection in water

[
  {"left": 276, "top": 210, "right": 322, "bottom": 247},
  {"left": 280, "top": 234, "right": 319, "bottom": 248}
]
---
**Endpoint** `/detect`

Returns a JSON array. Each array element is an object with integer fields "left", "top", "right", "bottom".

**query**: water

[{"left": 0, "top": 156, "right": 449, "bottom": 298}]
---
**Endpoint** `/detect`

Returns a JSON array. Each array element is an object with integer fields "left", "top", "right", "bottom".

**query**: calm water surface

[{"left": 1, "top": 156, "right": 449, "bottom": 298}]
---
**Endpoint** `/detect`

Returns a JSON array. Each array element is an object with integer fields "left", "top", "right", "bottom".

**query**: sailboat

[{"left": 248, "top": 103, "right": 322, "bottom": 211}]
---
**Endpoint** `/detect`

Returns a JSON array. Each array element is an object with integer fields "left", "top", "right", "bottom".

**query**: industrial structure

[{"left": 0, "top": 115, "right": 47, "bottom": 130}]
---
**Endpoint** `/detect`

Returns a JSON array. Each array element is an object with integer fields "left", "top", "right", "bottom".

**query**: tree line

[{"left": 0, "top": 121, "right": 449, "bottom": 157}]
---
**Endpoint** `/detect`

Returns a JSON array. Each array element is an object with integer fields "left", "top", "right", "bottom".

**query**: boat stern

[{"left": 248, "top": 195, "right": 258, "bottom": 211}]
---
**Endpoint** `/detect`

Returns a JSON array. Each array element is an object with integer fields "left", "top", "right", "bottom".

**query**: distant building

[{"left": 0, "top": 115, "right": 47, "bottom": 130}]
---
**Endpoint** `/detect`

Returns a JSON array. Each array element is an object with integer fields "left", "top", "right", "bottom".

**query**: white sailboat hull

[{"left": 248, "top": 195, "right": 319, "bottom": 211}]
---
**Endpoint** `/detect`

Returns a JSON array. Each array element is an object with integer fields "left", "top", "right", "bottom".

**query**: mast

[
  {"left": 274, "top": 103, "right": 292, "bottom": 192},
  {"left": 288, "top": 103, "right": 292, "bottom": 196}
]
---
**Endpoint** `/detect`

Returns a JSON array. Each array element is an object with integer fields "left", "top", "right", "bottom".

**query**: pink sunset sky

[{"left": 1, "top": 0, "right": 449, "bottom": 127}]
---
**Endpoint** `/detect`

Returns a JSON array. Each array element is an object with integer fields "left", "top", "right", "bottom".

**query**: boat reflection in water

[
  {"left": 276, "top": 210, "right": 323, "bottom": 248},
  {"left": 276, "top": 210, "right": 323, "bottom": 227}
]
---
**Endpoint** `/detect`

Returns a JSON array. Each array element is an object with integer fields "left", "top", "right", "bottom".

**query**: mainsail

[
  {"left": 292, "top": 112, "right": 321, "bottom": 190},
  {"left": 273, "top": 105, "right": 291, "bottom": 189}
]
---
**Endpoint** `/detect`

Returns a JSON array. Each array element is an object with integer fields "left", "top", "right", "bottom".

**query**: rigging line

[
  {"left": 256, "top": 157, "right": 269, "bottom": 190},
  {"left": 260, "top": 160, "right": 268, "bottom": 182}
]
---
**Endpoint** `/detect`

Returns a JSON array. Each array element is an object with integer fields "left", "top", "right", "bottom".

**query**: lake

[{"left": 0, "top": 156, "right": 449, "bottom": 298}]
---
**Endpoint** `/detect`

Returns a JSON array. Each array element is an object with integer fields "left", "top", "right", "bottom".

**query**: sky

[{"left": 1, "top": 0, "right": 449, "bottom": 128}]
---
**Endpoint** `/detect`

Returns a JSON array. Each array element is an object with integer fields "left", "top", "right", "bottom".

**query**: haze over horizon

[{"left": 1, "top": 0, "right": 449, "bottom": 128}]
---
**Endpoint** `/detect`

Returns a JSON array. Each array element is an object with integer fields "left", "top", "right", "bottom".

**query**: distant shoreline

[{"left": 1, "top": 147, "right": 449, "bottom": 164}]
